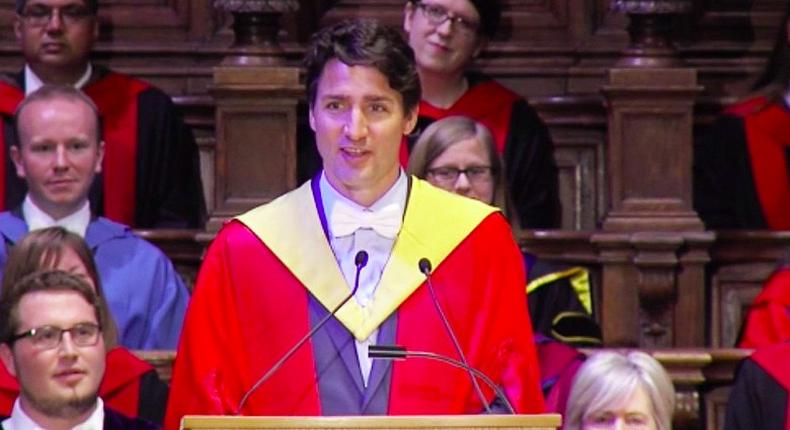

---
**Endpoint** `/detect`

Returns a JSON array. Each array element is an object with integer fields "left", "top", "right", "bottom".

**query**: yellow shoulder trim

[
  {"left": 237, "top": 177, "right": 497, "bottom": 340},
  {"left": 526, "top": 266, "right": 592, "bottom": 314}
]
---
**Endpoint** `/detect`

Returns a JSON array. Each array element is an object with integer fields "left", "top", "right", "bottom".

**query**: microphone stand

[
  {"left": 235, "top": 250, "right": 369, "bottom": 414},
  {"left": 369, "top": 345, "right": 516, "bottom": 415}
]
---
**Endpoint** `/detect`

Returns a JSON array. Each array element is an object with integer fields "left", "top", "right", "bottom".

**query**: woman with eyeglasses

[
  {"left": 407, "top": 116, "right": 601, "bottom": 417},
  {"left": 0, "top": 227, "right": 168, "bottom": 424},
  {"left": 402, "top": 0, "right": 560, "bottom": 230}
]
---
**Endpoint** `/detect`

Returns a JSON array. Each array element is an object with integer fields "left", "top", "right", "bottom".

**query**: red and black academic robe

[
  {"left": 0, "top": 67, "right": 205, "bottom": 228},
  {"left": 694, "top": 97, "right": 790, "bottom": 230},
  {"left": 725, "top": 342, "right": 790, "bottom": 430},
  {"left": 740, "top": 267, "right": 790, "bottom": 348},
  {"left": 165, "top": 177, "right": 545, "bottom": 430},
  {"left": 409, "top": 73, "right": 560, "bottom": 229},
  {"left": 0, "top": 348, "right": 168, "bottom": 424}
]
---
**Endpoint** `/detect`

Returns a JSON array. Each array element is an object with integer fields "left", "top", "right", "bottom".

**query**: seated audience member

[
  {"left": 166, "top": 19, "right": 544, "bottom": 427},
  {"left": 694, "top": 3, "right": 790, "bottom": 230},
  {"left": 739, "top": 253, "right": 790, "bottom": 348},
  {"left": 0, "top": 0, "right": 204, "bottom": 228},
  {"left": 725, "top": 342, "right": 790, "bottom": 430},
  {"left": 565, "top": 351, "right": 675, "bottom": 430},
  {"left": 407, "top": 116, "right": 601, "bottom": 345},
  {"left": 0, "top": 270, "right": 159, "bottom": 430},
  {"left": 0, "top": 227, "right": 169, "bottom": 424},
  {"left": 402, "top": 0, "right": 561, "bottom": 229},
  {"left": 0, "top": 85, "right": 188, "bottom": 349},
  {"left": 406, "top": 116, "right": 594, "bottom": 415}
]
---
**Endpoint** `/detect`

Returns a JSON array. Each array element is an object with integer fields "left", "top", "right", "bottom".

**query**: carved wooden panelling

[{"left": 709, "top": 263, "right": 776, "bottom": 347}]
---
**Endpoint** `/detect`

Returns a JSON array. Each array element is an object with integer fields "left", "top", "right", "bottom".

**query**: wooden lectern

[{"left": 182, "top": 415, "right": 562, "bottom": 430}]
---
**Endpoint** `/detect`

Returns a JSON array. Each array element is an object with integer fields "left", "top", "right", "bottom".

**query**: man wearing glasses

[
  {"left": 0, "top": 0, "right": 205, "bottom": 229},
  {"left": 0, "top": 271, "right": 157, "bottom": 430},
  {"left": 403, "top": 0, "right": 561, "bottom": 230}
]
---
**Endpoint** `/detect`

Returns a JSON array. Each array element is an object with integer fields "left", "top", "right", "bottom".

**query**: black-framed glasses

[
  {"left": 20, "top": 4, "right": 95, "bottom": 27},
  {"left": 414, "top": 1, "right": 480, "bottom": 34},
  {"left": 427, "top": 166, "right": 493, "bottom": 184},
  {"left": 9, "top": 322, "right": 102, "bottom": 350}
]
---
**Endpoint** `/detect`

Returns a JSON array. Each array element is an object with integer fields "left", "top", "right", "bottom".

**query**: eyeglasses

[
  {"left": 9, "top": 322, "right": 101, "bottom": 350},
  {"left": 20, "top": 4, "right": 95, "bottom": 27},
  {"left": 414, "top": 1, "right": 480, "bottom": 35},
  {"left": 427, "top": 166, "right": 493, "bottom": 184}
]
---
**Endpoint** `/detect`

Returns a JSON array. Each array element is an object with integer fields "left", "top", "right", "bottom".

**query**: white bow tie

[{"left": 330, "top": 201, "right": 402, "bottom": 239}]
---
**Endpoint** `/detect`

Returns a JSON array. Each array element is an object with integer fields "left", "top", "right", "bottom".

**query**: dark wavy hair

[{"left": 304, "top": 19, "right": 421, "bottom": 115}]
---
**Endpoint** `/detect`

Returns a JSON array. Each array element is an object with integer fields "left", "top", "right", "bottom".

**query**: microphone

[
  {"left": 235, "top": 250, "right": 369, "bottom": 414},
  {"left": 368, "top": 345, "right": 516, "bottom": 414},
  {"left": 417, "top": 257, "right": 494, "bottom": 414}
]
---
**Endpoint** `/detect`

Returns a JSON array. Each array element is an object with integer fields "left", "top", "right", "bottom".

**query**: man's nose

[
  {"left": 45, "top": 9, "right": 65, "bottom": 32},
  {"left": 58, "top": 332, "right": 78, "bottom": 357},
  {"left": 344, "top": 108, "right": 368, "bottom": 141},
  {"left": 53, "top": 145, "right": 68, "bottom": 168}
]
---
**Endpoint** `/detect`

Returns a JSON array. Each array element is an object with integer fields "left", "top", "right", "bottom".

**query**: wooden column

[
  {"left": 207, "top": 1, "right": 301, "bottom": 231},
  {"left": 596, "top": 0, "right": 713, "bottom": 347}
]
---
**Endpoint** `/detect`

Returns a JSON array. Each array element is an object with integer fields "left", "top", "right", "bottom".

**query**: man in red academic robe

[
  {"left": 0, "top": 0, "right": 204, "bottom": 228},
  {"left": 166, "top": 19, "right": 544, "bottom": 429}
]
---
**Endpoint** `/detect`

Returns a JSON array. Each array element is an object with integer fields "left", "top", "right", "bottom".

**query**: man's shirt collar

[
  {"left": 24, "top": 63, "right": 93, "bottom": 95},
  {"left": 22, "top": 195, "right": 91, "bottom": 238},
  {"left": 3, "top": 397, "right": 103, "bottom": 430},
  {"left": 320, "top": 170, "right": 408, "bottom": 240}
]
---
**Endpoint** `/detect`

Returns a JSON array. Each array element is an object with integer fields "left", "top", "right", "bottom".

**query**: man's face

[
  {"left": 14, "top": 0, "right": 98, "bottom": 75},
  {"left": 0, "top": 290, "right": 105, "bottom": 418},
  {"left": 403, "top": 0, "right": 484, "bottom": 78},
  {"left": 11, "top": 97, "right": 104, "bottom": 219},
  {"left": 309, "top": 59, "right": 417, "bottom": 204}
]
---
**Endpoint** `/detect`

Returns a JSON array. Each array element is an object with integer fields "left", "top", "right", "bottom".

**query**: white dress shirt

[
  {"left": 24, "top": 63, "right": 92, "bottom": 95},
  {"left": 320, "top": 171, "right": 408, "bottom": 386},
  {"left": 22, "top": 195, "right": 91, "bottom": 238},
  {"left": 1, "top": 397, "right": 104, "bottom": 430}
]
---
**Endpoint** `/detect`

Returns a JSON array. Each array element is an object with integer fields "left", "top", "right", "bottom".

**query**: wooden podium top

[{"left": 182, "top": 415, "right": 562, "bottom": 430}]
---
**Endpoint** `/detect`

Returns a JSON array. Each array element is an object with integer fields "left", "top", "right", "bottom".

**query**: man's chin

[{"left": 21, "top": 388, "right": 99, "bottom": 419}]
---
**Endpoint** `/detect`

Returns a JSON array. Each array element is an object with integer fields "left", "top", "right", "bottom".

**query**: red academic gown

[
  {"left": 165, "top": 178, "right": 545, "bottom": 429},
  {"left": 740, "top": 268, "right": 790, "bottom": 348},
  {"left": 694, "top": 97, "right": 790, "bottom": 230},
  {"left": 0, "top": 67, "right": 204, "bottom": 228},
  {"left": 0, "top": 348, "right": 167, "bottom": 423}
]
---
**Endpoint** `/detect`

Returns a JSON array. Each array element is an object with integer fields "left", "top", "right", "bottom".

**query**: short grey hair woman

[{"left": 564, "top": 351, "right": 675, "bottom": 430}]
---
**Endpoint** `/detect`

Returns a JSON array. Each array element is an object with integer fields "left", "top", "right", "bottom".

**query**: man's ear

[
  {"left": 13, "top": 15, "right": 23, "bottom": 42},
  {"left": 94, "top": 141, "right": 105, "bottom": 174},
  {"left": 403, "top": 106, "right": 419, "bottom": 136},
  {"left": 0, "top": 343, "right": 17, "bottom": 378},
  {"left": 308, "top": 106, "right": 317, "bottom": 132},
  {"left": 9, "top": 145, "right": 26, "bottom": 179}
]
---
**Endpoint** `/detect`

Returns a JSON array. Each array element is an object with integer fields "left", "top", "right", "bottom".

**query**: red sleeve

[
  {"left": 165, "top": 222, "right": 252, "bottom": 430},
  {"left": 484, "top": 214, "right": 545, "bottom": 414}
]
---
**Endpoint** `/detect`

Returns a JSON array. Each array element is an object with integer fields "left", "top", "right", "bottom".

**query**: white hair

[{"left": 564, "top": 351, "right": 675, "bottom": 430}]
